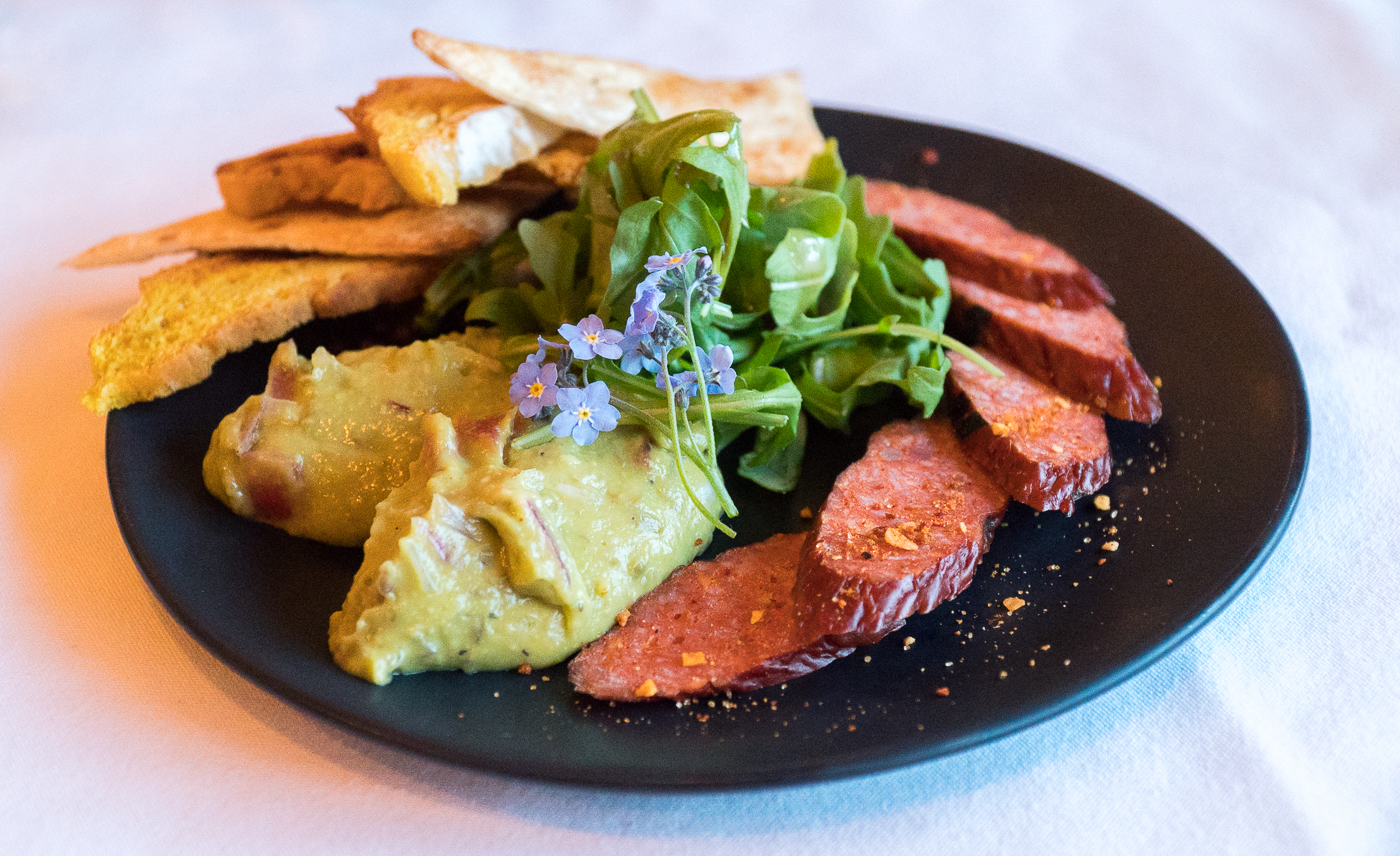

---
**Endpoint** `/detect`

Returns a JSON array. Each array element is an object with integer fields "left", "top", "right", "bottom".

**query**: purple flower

[
  {"left": 551, "top": 381, "right": 620, "bottom": 445},
  {"left": 619, "top": 334, "right": 662, "bottom": 376},
  {"left": 558, "top": 314, "right": 624, "bottom": 361},
  {"left": 626, "top": 281, "right": 665, "bottom": 336},
  {"left": 703, "top": 344, "right": 736, "bottom": 394},
  {"left": 509, "top": 360, "right": 559, "bottom": 417},
  {"left": 645, "top": 247, "right": 706, "bottom": 274},
  {"left": 692, "top": 254, "right": 724, "bottom": 304},
  {"left": 657, "top": 368, "right": 700, "bottom": 405}
]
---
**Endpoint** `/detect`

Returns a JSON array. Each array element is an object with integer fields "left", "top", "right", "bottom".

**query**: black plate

[{"left": 106, "top": 109, "right": 1309, "bottom": 789}]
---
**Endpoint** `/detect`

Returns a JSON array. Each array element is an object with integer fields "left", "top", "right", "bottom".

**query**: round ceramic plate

[{"left": 106, "top": 108, "right": 1309, "bottom": 789}]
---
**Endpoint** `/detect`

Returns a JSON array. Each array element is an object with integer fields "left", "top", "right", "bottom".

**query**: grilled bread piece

[
  {"left": 63, "top": 190, "right": 543, "bottom": 269},
  {"left": 947, "top": 350, "right": 1111, "bottom": 513},
  {"left": 83, "top": 253, "right": 444, "bottom": 412},
  {"left": 864, "top": 179, "right": 1112, "bottom": 309},
  {"left": 948, "top": 277, "right": 1162, "bottom": 424},
  {"left": 215, "top": 133, "right": 412, "bottom": 218}
]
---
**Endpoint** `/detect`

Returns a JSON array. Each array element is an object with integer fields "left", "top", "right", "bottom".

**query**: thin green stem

[
  {"left": 776, "top": 322, "right": 1003, "bottom": 376},
  {"left": 660, "top": 365, "right": 734, "bottom": 538}
]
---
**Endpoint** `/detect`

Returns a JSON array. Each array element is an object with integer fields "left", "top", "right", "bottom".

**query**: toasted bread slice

[
  {"left": 215, "top": 133, "right": 412, "bottom": 218},
  {"left": 63, "top": 191, "right": 540, "bottom": 269},
  {"left": 342, "top": 76, "right": 568, "bottom": 206},
  {"left": 84, "top": 253, "right": 444, "bottom": 412},
  {"left": 413, "top": 30, "right": 825, "bottom": 186}
]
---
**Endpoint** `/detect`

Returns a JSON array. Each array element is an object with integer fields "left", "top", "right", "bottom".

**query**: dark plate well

[{"left": 106, "top": 109, "right": 1309, "bottom": 788}]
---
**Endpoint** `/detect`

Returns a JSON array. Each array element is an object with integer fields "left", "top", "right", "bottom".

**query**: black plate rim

[{"left": 105, "top": 108, "right": 1310, "bottom": 790}]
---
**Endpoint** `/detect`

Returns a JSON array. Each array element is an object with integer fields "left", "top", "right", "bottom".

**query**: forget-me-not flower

[
  {"left": 551, "top": 381, "right": 620, "bottom": 445},
  {"left": 559, "top": 315, "right": 624, "bottom": 360}
]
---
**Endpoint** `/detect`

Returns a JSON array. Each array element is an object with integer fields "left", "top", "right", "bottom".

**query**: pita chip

[
  {"left": 412, "top": 30, "right": 825, "bottom": 185},
  {"left": 216, "top": 133, "right": 412, "bottom": 218},
  {"left": 84, "top": 253, "right": 445, "bottom": 412},
  {"left": 342, "top": 76, "right": 569, "bottom": 205},
  {"left": 63, "top": 189, "right": 545, "bottom": 269}
]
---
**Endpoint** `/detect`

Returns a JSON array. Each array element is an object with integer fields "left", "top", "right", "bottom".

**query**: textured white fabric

[{"left": 2, "top": 1, "right": 1396, "bottom": 852}]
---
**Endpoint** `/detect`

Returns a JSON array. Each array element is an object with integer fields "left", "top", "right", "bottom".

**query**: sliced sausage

[
  {"left": 949, "top": 276, "right": 1162, "bottom": 424},
  {"left": 567, "top": 533, "right": 850, "bottom": 701},
  {"left": 863, "top": 179, "right": 1113, "bottom": 309},
  {"left": 947, "top": 350, "right": 1111, "bottom": 513},
  {"left": 794, "top": 418, "right": 1009, "bottom": 647}
]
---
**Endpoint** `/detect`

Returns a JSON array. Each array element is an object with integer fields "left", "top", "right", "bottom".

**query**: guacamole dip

[
  {"left": 203, "top": 331, "right": 510, "bottom": 547},
  {"left": 329, "top": 411, "right": 716, "bottom": 683}
]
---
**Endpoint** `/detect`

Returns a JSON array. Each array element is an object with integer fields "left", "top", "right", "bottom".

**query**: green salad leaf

[{"left": 417, "top": 95, "right": 992, "bottom": 499}]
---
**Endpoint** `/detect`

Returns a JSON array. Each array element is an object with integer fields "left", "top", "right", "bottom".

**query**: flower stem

[
  {"left": 777, "top": 323, "right": 1003, "bottom": 376},
  {"left": 660, "top": 367, "right": 735, "bottom": 538}
]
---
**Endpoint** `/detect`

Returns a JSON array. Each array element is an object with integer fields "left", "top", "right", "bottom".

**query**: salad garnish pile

[{"left": 419, "top": 92, "right": 997, "bottom": 534}]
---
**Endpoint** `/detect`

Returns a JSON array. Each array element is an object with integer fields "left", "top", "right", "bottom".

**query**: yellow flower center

[
  {"left": 584, "top": 332, "right": 600, "bottom": 344},
  {"left": 577, "top": 406, "right": 592, "bottom": 421},
  {"left": 529, "top": 381, "right": 544, "bottom": 397}
]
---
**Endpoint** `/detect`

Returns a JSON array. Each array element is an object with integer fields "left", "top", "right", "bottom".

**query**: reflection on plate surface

[{"left": 107, "top": 108, "right": 1309, "bottom": 789}]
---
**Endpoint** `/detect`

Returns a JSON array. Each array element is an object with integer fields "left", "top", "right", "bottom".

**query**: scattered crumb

[
  {"left": 884, "top": 527, "right": 918, "bottom": 550},
  {"left": 751, "top": 610, "right": 765, "bottom": 624},
  {"left": 540, "top": 675, "right": 550, "bottom": 681},
  {"left": 681, "top": 652, "right": 707, "bottom": 667},
  {"left": 921, "top": 146, "right": 940, "bottom": 165},
  {"left": 1093, "top": 495, "right": 1111, "bottom": 511},
  {"left": 1063, "top": 659, "right": 1071, "bottom": 666},
  {"left": 634, "top": 679, "right": 658, "bottom": 698},
  {"left": 1166, "top": 579, "right": 1174, "bottom": 586},
  {"left": 1040, "top": 644, "right": 1051, "bottom": 651},
  {"left": 517, "top": 663, "right": 532, "bottom": 675},
  {"left": 1152, "top": 375, "right": 1163, "bottom": 388},
  {"left": 903, "top": 636, "right": 916, "bottom": 650},
  {"left": 863, "top": 655, "right": 872, "bottom": 663},
  {"left": 799, "top": 506, "right": 814, "bottom": 519},
  {"left": 1102, "top": 541, "right": 1120, "bottom": 552},
  {"left": 936, "top": 687, "right": 950, "bottom": 697},
  {"left": 1098, "top": 558, "right": 1107, "bottom": 565},
  {"left": 990, "top": 421, "right": 1010, "bottom": 437},
  {"left": 999, "top": 670, "right": 1008, "bottom": 679},
  {"left": 615, "top": 608, "right": 631, "bottom": 628},
  {"left": 1003, "top": 596, "right": 1026, "bottom": 613},
  {"left": 959, "top": 521, "right": 968, "bottom": 534},
  {"left": 1051, "top": 443, "right": 1064, "bottom": 453}
]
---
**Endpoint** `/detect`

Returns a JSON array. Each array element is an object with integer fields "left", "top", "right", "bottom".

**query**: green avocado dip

[{"left": 329, "top": 411, "right": 716, "bottom": 683}]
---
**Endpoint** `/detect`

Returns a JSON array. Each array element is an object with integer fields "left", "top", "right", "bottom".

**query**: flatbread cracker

[
  {"left": 412, "top": 30, "right": 825, "bottom": 185},
  {"left": 342, "top": 76, "right": 566, "bottom": 206},
  {"left": 63, "top": 191, "right": 543, "bottom": 269},
  {"left": 216, "top": 133, "right": 412, "bottom": 217},
  {"left": 84, "top": 253, "right": 445, "bottom": 412}
]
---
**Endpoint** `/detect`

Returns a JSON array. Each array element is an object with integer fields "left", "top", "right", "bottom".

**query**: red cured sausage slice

[
  {"left": 949, "top": 277, "right": 1162, "bottom": 424},
  {"left": 568, "top": 533, "right": 853, "bottom": 701},
  {"left": 570, "top": 421, "right": 1009, "bottom": 701},
  {"left": 947, "top": 350, "right": 1111, "bottom": 513},
  {"left": 795, "top": 419, "right": 1009, "bottom": 648},
  {"left": 863, "top": 179, "right": 1113, "bottom": 309}
]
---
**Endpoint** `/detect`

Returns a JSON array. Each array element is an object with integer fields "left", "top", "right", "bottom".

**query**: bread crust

[{"left": 83, "top": 253, "right": 444, "bottom": 412}]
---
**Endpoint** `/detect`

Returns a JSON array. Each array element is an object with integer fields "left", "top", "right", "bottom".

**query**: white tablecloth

[{"left": 3, "top": 1, "right": 1396, "bottom": 852}]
